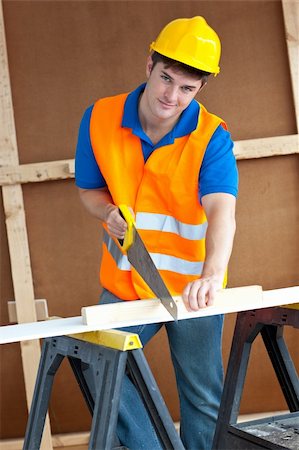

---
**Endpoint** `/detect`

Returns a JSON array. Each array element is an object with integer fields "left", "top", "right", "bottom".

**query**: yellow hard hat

[{"left": 150, "top": 16, "right": 221, "bottom": 75}]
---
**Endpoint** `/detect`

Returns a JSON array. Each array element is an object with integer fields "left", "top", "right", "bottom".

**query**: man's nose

[{"left": 165, "top": 85, "right": 178, "bottom": 103}]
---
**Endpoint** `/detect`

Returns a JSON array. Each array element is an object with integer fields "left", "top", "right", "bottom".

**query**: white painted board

[{"left": 0, "top": 286, "right": 298, "bottom": 345}]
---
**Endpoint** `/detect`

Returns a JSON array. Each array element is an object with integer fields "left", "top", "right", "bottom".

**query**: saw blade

[{"left": 127, "top": 226, "right": 178, "bottom": 320}]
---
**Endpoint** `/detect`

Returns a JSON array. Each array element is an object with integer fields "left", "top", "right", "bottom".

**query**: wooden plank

[
  {"left": 2, "top": 186, "right": 37, "bottom": 323},
  {"left": 82, "top": 285, "right": 299, "bottom": 327},
  {"left": 233, "top": 134, "right": 299, "bottom": 160},
  {"left": 0, "top": 133, "right": 298, "bottom": 188},
  {"left": 0, "top": 3, "right": 53, "bottom": 449},
  {"left": 1, "top": 286, "right": 299, "bottom": 345},
  {"left": 282, "top": 0, "right": 299, "bottom": 130},
  {"left": 0, "top": 159, "right": 74, "bottom": 185},
  {"left": 8, "top": 299, "right": 49, "bottom": 323}
]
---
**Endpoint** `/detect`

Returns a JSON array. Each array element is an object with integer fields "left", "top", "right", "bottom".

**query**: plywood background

[{"left": 0, "top": 0, "right": 298, "bottom": 439}]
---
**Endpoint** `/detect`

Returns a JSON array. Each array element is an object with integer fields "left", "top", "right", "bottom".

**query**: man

[{"left": 75, "top": 16, "right": 238, "bottom": 450}]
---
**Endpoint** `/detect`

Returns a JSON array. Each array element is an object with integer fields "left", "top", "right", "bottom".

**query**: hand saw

[{"left": 118, "top": 204, "right": 178, "bottom": 321}]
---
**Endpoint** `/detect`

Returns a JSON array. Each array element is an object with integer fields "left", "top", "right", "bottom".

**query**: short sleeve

[
  {"left": 75, "top": 105, "right": 107, "bottom": 189},
  {"left": 199, "top": 125, "right": 238, "bottom": 201}
]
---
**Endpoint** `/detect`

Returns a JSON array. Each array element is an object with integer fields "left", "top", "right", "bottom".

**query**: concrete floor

[
  {"left": 53, "top": 412, "right": 288, "bottom": 450},
  {"left": 0, "top": 411, "right": 288, "bottom": 450}
]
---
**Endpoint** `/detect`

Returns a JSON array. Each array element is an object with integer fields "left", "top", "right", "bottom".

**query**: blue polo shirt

[{"left": 75, "top": 83, "right": 238, "bottom": 200}]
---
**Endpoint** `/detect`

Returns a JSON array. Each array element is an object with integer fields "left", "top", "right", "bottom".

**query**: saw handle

[{"left": 118, "top": 204, "right": 135, "bottom": 251}]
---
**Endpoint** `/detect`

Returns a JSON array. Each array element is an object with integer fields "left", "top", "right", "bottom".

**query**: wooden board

[
  {"left": 1, "top": 286, "right": 298, "bottom": 345},
  {"left": 0, "top": 2, "right": 53, "bottom": 448},
  {"left": 282, "top": 0, "right": 299, "bottom": 129},
  {"left": 0, "top": 134, "right": 297, "bottom": 187},
  {"left": 8, "top": 299, "right": 48, "bottom": 323}
]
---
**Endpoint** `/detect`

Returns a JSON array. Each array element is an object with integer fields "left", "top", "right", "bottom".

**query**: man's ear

[{"left": 146, "top": 55, "right": 153, "bottom": 78}]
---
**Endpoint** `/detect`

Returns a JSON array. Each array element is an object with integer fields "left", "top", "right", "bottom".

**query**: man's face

[{"left": 143, "top": 57, "right": 205, "bottom": 123}]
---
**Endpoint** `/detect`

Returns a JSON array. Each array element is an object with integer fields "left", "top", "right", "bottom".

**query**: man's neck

[{"left": 138, "top": 93, "right": 180, "bottom": 145}]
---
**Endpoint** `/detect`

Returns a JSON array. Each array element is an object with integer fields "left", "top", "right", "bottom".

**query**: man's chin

[{"left": 155, "top": 108, "right": 178, "bottom": 120}]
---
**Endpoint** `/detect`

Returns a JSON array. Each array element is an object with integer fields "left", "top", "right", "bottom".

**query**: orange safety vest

[{"left": 90, "top": 92, "right": 226, "bottom": 300}]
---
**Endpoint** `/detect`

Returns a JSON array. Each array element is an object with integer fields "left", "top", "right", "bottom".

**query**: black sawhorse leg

[
  {"left": 212, "top": 307, "right": 299, "bottom": 450},
  {"left": 23, "top": 333, "right": 184, "bottom": 450}
]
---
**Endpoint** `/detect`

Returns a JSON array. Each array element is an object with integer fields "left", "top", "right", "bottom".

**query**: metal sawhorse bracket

[
  {"left": 213, "top": 306, "right": 299, "bottom": 449},
  {"left": 23, "top": 330, "right": 184, "bottom": 450}
]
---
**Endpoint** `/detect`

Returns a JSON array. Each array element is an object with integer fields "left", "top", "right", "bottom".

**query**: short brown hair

[{"left": 151, "top": 51, "right": 211, "bottom": 82}]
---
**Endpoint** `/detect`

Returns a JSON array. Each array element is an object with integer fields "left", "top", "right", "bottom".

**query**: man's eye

[
  {"left": 182, "top": 86, "right": 192, "bottom": 93},
  {"left": 161, "top": 75, "right": 170, "bottom": 82}
]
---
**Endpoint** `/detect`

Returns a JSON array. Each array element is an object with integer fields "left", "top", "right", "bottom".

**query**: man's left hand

[{"left": 182, "top": 276, "right": 222, "bottom": 311}]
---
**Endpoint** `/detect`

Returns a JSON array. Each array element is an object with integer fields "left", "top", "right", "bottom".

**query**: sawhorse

[
  {"left": 213, "top": 306, "right": 299, "bottom": 449},
  {"left": 23, "top": 329, "right": 184, "bottom": 450}
]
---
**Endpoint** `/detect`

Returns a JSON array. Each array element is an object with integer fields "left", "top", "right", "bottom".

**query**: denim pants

[{"left": 100, "top": 288, "right": 224, "bottom": 450}]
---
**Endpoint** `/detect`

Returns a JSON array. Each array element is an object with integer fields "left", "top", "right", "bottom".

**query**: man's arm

[
  {"left": 78, "top": 187, "right": 127, "bottom": 239},
  {"left": 182, "top": 192, "right": 236, "bottom": 311}
]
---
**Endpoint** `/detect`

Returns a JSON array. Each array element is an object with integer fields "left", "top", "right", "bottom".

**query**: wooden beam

[
  {"left": 0, "top": 3, "right": 53, "bottom": 449},
  {"left": 82, "top": 285, "right": 299, "bottom": 327},
  {"left": 233, "top": 134, "right": 299, "bottom": 160},
  {"left": 282, "top": 0, "right": 299, "bottom": 130},
  {"left": 8, "top": 299, "right": 49, "bottom": 323},
  {"left": 0, "top": 159, "right": 74, "bottom": 185},
  {"left": 1, "top": 286, "right": 298, "bottom": 345},
  {"left": 0, "top": 133, "right": 298, "bottom": 187}
]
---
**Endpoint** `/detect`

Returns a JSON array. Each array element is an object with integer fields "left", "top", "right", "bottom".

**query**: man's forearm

[
  {"left": 201, "top": 192, "right": 237, "bottom": 282},
  {"left": 182, "top": 193, "right": 236, "bottom": 310},
  {"left": 202, "top": 213, "right": 236, "bottom": 282},
  {"left": 78, "top": 187, "right": 127, "bottom": 239},
  {"left": 78, "top": 187, "right": 116, "bottom": 222}
]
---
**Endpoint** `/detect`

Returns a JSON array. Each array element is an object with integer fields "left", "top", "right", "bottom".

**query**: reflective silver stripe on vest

[
  {"left": 103, "top": 230, "right": 203, "bottom": 276},
  {"left": 150, "top": 253, "right": 203, "bottom": 276},
  {"left": 136, "top": 212, "right": 207, "bottom": 241},
  {"left": 103, "top": 230, "right": 131, "bottom": 270}
]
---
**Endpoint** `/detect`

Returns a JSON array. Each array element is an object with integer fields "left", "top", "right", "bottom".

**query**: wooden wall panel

[
  {"left": 1, "top": 0, "right": 298, "bottom": 438},
  {"left": 230, "top": 154, "right": 299, "bottom": 290}
]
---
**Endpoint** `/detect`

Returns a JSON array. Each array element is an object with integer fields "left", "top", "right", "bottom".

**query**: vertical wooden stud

[
  {"left": 0, "top": 2, "right": 53, "bottom": 448},
  {"left": 282, "top": 0, "right": 299, "bottom": 130}
]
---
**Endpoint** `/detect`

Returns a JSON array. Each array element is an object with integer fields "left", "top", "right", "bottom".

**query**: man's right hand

[{"left": 105, "top": 205, "right": 127, "bottom": 239}]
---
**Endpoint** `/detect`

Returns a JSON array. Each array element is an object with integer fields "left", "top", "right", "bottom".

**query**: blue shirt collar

[{"left": 122, "top": 83, "right": 199, "bottom": 147}]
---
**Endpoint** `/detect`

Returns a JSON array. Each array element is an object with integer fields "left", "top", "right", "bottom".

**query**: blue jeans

[{"left": 100, "top": 289, "right": 224, "bottom": 450}]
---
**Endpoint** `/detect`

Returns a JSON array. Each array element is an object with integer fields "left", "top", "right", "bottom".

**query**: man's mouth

[{"left": 159, "top": 99, "right": 176, "bottom": 109}]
